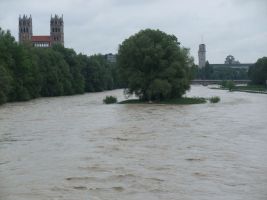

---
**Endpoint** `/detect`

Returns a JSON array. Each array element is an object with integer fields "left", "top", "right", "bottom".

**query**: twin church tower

[{"left": 19, "top": 14, "right": 64, "bottom": 47}]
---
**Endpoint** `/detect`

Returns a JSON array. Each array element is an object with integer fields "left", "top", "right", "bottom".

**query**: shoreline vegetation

[
  {"left": 1, "top": 26, "right": 266, "bottom": 106},
  {"left": 0, "top": 28, "right": 125, "bottom": 105},
  {"left": 210, "top": 84, "right": 267, "bottom": 94},
  {"left": 119, "top": 96, "right": 220, "bottom": 105},
  {"left": 211, "top": 87, "right": 267, "bottom": 94}
]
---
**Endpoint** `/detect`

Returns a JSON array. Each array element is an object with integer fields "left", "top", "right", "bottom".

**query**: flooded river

[{"left": 0, "top": 86, "right": 267, "bottom": 200}]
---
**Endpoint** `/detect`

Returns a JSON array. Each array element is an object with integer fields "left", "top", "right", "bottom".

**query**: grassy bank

[
  {"left": 119, "top": 97, "right": 207, "bottom": 105},
  {"left": 234, "top": 85, "right": 266, "bottom": 92},
  {"left": 211, "top": 84, "right": 267, "bottom": 94}
]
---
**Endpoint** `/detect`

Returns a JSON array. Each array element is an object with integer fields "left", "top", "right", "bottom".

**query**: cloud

[{"left": 0, "top": 0, "right": 266, "bottom": 63}]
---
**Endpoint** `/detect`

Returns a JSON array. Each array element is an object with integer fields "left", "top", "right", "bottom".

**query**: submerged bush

[
  {"left": 209, "top": 96, "right": 220, "bottom": 103},
  {"left": 220, "top": 80, "right": 227, "bottom": 88},
  {"left": 220, "top": 80, "right": 235, "bottom": 91},
  {"left": 103, "top": 96, "right": 117, "bottom": 104},
  {"left": 226, "top": 81, "right": 235, "bottom": 91}
]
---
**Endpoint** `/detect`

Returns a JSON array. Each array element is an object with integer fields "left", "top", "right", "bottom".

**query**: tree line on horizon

[
  {"left": 191, "top": 59, "right": 267, "bottom": 83},
  {"left": 0, "top": 27, "right": 266, "bottom": 105},
  {"left": 0, "top": 27, "right": 124, "bottom": 105},
  {"left": 191, "top": 61, "right": 249, "bottom": 80}
]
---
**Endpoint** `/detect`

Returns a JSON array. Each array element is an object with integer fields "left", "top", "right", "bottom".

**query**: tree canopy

[
  {"left": 248, "top": 57, "right": 267, "bottom": 85},
  {"left": 192, "top": 62, "right": 248, "bottom": 80},
  {"left": 0, "top": 27, "right": 123, "bottom": 105},
  {"left": 225, "top": 55, "right": 240, "bottom": 65},
  {"left": 117, "top": 29, "right": 193, "bottom": 101}
]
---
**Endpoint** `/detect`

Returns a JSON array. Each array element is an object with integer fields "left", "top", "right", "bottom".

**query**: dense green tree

[
  {"left": 248, "top": 57, "right": 267, "bottom": 85},
  {"left": 52, "top": 45, "right": 85, "bottom": 94},
  {"left": 82, "top": 54, "right": 119, "bottom": 92},
  {"left": 225, "top": 55, "right": 240, "bottom": 64},
  {"left": 0, "top": 26, "right": 128, "bottom": 105},
  {"left": 0, "top": 28, "right": 41, "bottom": 101},
  {"left": 34, "top": 48, "right": 70, "bottom": 96},
  {"left": 0, "top": 65, "right": 12, "bottom": 104},
  {"left": 118, "top": 29, "right": 193, "bottom": 101},
  {"left": 83, "top": 55, "right": 107, "bottom": 92},
  {"left": 195, "top": 61, "right": 214, "bottom": 79},
  {"left": 9, "top": 45, "right": 42, "bottom": 101},
  {"left": 189, "top": 64, "right": 198, "bottom": 80},
  {"left": 194, "top": 64, "right": 248, "bottom": 80},
  {"left": 203, "top": 61, "right": 213, "bottom": 79},
  {"left": 0, "top": 28, "right": 14, "bottom": 103}
]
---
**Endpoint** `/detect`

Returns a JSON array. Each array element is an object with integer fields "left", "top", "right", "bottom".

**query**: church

[{"left": 19, "top": 14, "right": 64, "bottom": 47}]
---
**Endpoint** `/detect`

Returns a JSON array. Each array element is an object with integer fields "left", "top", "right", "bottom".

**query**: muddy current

[{"left": 0, "top": 86, "right": 267, "bottom": 200}]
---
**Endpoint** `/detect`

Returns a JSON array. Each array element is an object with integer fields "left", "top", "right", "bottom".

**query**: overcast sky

[{"left": 0, "top": 0, "right": 266, "bottom": 63}]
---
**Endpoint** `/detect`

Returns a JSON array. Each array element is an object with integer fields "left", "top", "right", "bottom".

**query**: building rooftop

[{"left": 31, "top": 35, "right": 51, "bottom": 42}]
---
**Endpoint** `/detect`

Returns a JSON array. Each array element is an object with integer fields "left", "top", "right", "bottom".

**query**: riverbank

[
  {"left": 210, "top": 85, "right": 267, "bottom": 94},
  {"left": 119, "top": 97, "right": 207, "bottom": 105},
  {"left": 234, "top": 85, "right": 267, "bottom": 93}
]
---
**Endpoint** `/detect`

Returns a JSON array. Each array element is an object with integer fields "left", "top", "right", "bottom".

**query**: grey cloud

[{"left": 0, "top": 0, "right": 266, "bottom": 63}]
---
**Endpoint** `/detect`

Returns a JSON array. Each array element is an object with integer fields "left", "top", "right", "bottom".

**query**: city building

[
  {"left": 19, "top": 14, "right": 64, "bottom": 47},
  {"left": 105, "top": 53, "right": 117, "bottom": 63},
  {"left": 198, "top": 44, "right": 206, "bottom": 68}
]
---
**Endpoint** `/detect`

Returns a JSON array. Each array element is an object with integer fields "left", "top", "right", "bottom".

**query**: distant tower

[
  {"left": 50, "top": 14, "right": 64, "bottom": 46},
  {"left": 198, "top": 44, "right": 206, "bottom": 68},
  {"left": 19, "top": 15, "right": 32, "bottom": 44}
]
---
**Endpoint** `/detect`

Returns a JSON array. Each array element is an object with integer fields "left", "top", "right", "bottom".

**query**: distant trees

[
  {"left": 248, "top": 57, "right": 267, "bottom": 85},
  {"left": 0, "top": 28, "right": 40, "bottom": 102},
  {"left": 220, "top": 80, "right": 235, "bottom": 91},
  {"left": 0, "top": 27, "right": 123, "bottom": 105},
  {"left": 118, "top": 29, "right": 193, "bottom": 101},
  {"left": 192, "top": 60, "right": 248, "bottom": 80},
  {"left": 225, "top": 55, "right": 240, "bottom": 65},
  {"left": 196, "top": 61, "right": 214, "bottom": 79},
  {"left": 190, "top": 55, "right": 247, "bottom": 80}
]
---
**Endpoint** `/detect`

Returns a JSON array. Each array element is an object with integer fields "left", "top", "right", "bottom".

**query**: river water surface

[{"left": 0, "top": 86, "right": 267, "bottom": 200}]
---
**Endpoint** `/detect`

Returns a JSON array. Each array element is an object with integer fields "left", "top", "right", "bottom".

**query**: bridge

[{"left": 191, "top": 80, "right": 250, "bottom": 85}]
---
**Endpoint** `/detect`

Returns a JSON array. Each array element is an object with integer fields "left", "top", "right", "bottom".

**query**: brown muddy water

[{"left": 0, "top": 86, "right": 267, "bottom": 200}]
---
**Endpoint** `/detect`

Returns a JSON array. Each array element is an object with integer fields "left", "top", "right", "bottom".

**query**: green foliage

[
  {"left": 226, "top": 80, "right": 235, "bottom": 91},
  {"left": 209, "top": 96, "right": 220, "bottom": 103},
  {"left": 0, "top": 27, "right": 123, "bottom": 105},
  {"left": 225, "top": 55, "right": 240, "bottom": 64},
  {"left": 0, "top": 64, "right": 12, "bottom": 104},
  {"left": 118, "top": 29, "right": 193, "bottom": 101},
  {"left": 195, "top": 64, "right": 248, "bottom": 80},
  {"left": 189, "top": 64, "right": 198, "bottom": 80},
  {"left": 160, "top": 97, "right": 206, "bottom": 104},
  {"left": 119, "top": 97, "right": 206, "bottom": 104},
  {"left": 103, "top": 96, "right": 117, "bottom": 104},
  {"left": 198, "top": 61, "right": 213, "bottom": 79},
  {"left": 220, "top": 80, "right": 227, "bottom": 88},
  {"left": 119, "top": 99, "right": 145, "bottom": 104},
  {"left": 212, "top": 67, "right": 247, "bottom": 80},
  {"left": 220, "top": 80, "right": 235, "bottom": 91},
  {"left": 235, "top": 84, "right": 266, "bottom": 91},
  {"left": 248, "top": 57, "right": 267, "bottom": 85}
]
